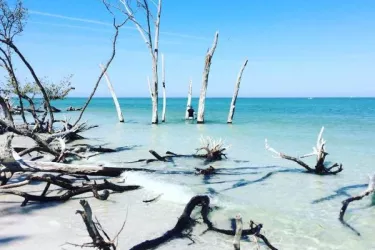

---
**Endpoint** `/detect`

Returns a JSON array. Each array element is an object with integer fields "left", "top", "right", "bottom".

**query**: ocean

[{"left": 6, "top": 97, "right": 375, "bottom": 249}]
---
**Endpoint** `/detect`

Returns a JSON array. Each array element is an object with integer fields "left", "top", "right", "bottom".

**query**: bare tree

[
  {"left": 99, "top": 63, "right": 124, "bottom": 123},
  {"left": 227, "top": 59, "right": 248, "bottom": 123},
  {"left": 0, "top": 0, "right": 54, "bottom": 131},
  {"left": 120, "top": 0, "right": 162, "bottom": 124},
  {"left": 197, "top": 31, "right": 219, "bottom": 124}
]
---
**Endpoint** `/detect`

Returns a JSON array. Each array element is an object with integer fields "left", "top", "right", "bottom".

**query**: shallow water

[{"left": 3, "top": 97, "right": 375, "bottom": 249}]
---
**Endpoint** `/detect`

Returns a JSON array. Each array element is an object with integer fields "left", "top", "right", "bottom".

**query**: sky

[{"left": 4, "top": 0, "right": 375, "bottom": 97}]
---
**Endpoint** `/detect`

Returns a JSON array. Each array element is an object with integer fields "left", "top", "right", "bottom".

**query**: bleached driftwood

[
  {"left": 185, "top": 79, "right": 193, "bottom": 119},
  {"left": 197, "top": 31, "right": 219, "bottom": 124},
  {"left": 121, "top": 0, "right": 162, "bottom": 124},
  {"left": 161, "top": 53, "right": 166, "bottom": 122},
  {"left": 265, "top": 127, "right": 343, "bottom": 175},
  {"left": 147, "top": 76, "right": 153, "bottom": 98},
  {"left": 99, "top": 63, "right": 124, "bottom": 123},
  {"left": 339, "top": 173, "right": 375, "bottom": 230},
  {"left": 196, "top": 136, "right": 229, "bottom": 162},
  {"left": 233, "top": 214, "right": 243, "bottom": 250},
  {"left": 227, "top": 59, "right": 248, "bottom": 123}
]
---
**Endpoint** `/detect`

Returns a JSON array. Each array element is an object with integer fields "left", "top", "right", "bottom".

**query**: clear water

[{"left": 4, "top": 97, "right": 375, "bottom": 249}]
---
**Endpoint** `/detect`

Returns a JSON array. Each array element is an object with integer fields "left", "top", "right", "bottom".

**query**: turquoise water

[{"left": 11, "top": 98, "right": 375, "bottom": 249}]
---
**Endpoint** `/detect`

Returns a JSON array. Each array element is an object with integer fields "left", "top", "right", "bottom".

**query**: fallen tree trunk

[
  {"left": 130, "top": 195, "right": 277, "bottom": 250},
  {"left": 0, "top": 176, "right": 140, "bottom": 206}
]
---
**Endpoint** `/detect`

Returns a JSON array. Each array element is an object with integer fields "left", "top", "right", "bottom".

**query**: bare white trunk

[
  {"left": 197, "top": 31, "right": 219, "bottom": 124},
  {"left": 161, "top": 54, "right": 166, "bottom": 122},
  {"left": 147, "top": 76, "right": 153, "bottom": 98},
  {"left": 185, "top": 79, "right": 193, "bottom": 119},
  {"left": 233, "top": 214, "right": 243, "bottom": 250},
  {"left": 227, "top": 59, "right": 248, "bottom": 123},
  {"left": 99, "top": 64, "right": 124, "bottom": 123}
]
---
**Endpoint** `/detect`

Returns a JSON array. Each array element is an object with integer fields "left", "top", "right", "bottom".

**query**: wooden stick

[
  {"left": 197, "top": 31, "right": 219, "bottom": 124},
  {"left": 233, "top": 214, "right": 243, "bottom": 250},
  {"left": 99, "top": 63, "right": 124, "bottom": 123},
  {"left": 227, "top": 59, "right": 248, "bottom": 123}
]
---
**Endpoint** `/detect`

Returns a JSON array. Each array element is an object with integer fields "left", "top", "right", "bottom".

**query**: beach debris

[
  {"left": 70, "top": 199, "right": 126, "bottom": 250},
  {"left": 265, "top": 127, "right": 343, "bottom": 175},
  {"left": 0, "top": 175, "right": 140, "bottom": 206},
  {"left": 130, "top": 195, "right": 278, "bottom": 250},
  {"left": 197, "top": 31, "right": 219, "bottom": 124},
  {"left": 339, "top": 173, "right": 375, "bottom": 235},
  {"left": 143, "top": 193, "right": 163, "bottom": 203},
  {"left": 233, "top": 214, "right": 243, "bottom": 250},
  {"left": 195, "top": 166, "right": 216, "bottom": 175},
  {"left": 228, "top": 59, "right": 248, "bottom": 124}
]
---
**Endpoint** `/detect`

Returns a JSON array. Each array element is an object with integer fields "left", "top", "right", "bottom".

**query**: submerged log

[
  {"left": 227, "top": 59, "right": 248, "bottom": 124},
  {"left": 99, "top": 63, "right": 124, "bottom": 123},
  {"left": 265, "top": 127, "right": 343, "bottom": 175},
  {"left": 197, "top": 31, "right": 219, "bottom": 124}
]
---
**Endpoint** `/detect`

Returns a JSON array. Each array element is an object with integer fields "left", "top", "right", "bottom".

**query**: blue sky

[{"left": 6, "top": 0, "right": 375, "bottom": 97}]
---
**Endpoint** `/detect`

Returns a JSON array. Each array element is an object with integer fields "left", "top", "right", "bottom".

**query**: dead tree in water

[
  {"left": 130, "top": 195, "right": 277, "bottom": 250},
  {"left": 227, "top": 59, "right": 248, "bottom": 124},
  {"left": 161, "top": 53, "right": 166, "bottom": 122},
  {"left": 185, "top": 79, "right": 193, "bottom": 119},
  {"left": 121, "top": 0, "right": 162, "bottom": 124},
  {"left": 265, "top": 127, "right": 343, "bottom": 175},
  {"left": 197, "top": 31, "right": 219, "bottom": 124},
  {"left": 99, "top": 63, "right": 124, "bottom": 123},
  {"left": 339, "top": 173, "right": 375, "bottom": 235}
]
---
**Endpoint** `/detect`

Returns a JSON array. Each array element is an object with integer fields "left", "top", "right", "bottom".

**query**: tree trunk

[
  {"left": 99, "top": 63, "right": 124, "bottom": 123},
  {"left": 227, "top": 59, "right": 248, "bottom": 124},
  {"left": 161, "top": 54, "right": 166, "bottom": 122},
  {"left": 197, "top": 31, "right": 219, "bottom": 124},
  {"left": 233, "top": 215, "right": 243, "bottom": 250},
  {"left": 185, "top": 79, "right": 193, "bottom": 119},
  {"left": 0, "top": 96, "right": 14, "bottom": 127}
]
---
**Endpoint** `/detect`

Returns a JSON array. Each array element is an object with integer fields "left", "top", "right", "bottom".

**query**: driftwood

[
  {"left": 227, "top": 59, "right": 248, "bottom": 124},
  {"left": 197, "top": 31, "right": 219, "bottom": 124},
  {"left": 73, "top": 200, "right": 125, "bottom": 250},
  {"left": 233, "top": 214, "right": 243, "bottom": 250},
  {"left": 0, "top": 176, "right": 140, "bottom": 206},
  {"left": 195, "top": 166, "right": 215, "bottom": 176},
  {"left": 185, "top": 79, "right": 193, "bottom": 119},
  {"left": 130, "top": 195, "right": 277, "bottom": 250},
  {"left": 99, "top": 63, "right": 124, "bottom": 123},
  {"left": 265, "top": 127, "right": 343, "bottom": 175},
  {"left": 339, "top": 173, "right": 375, "bottom": 235}
]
